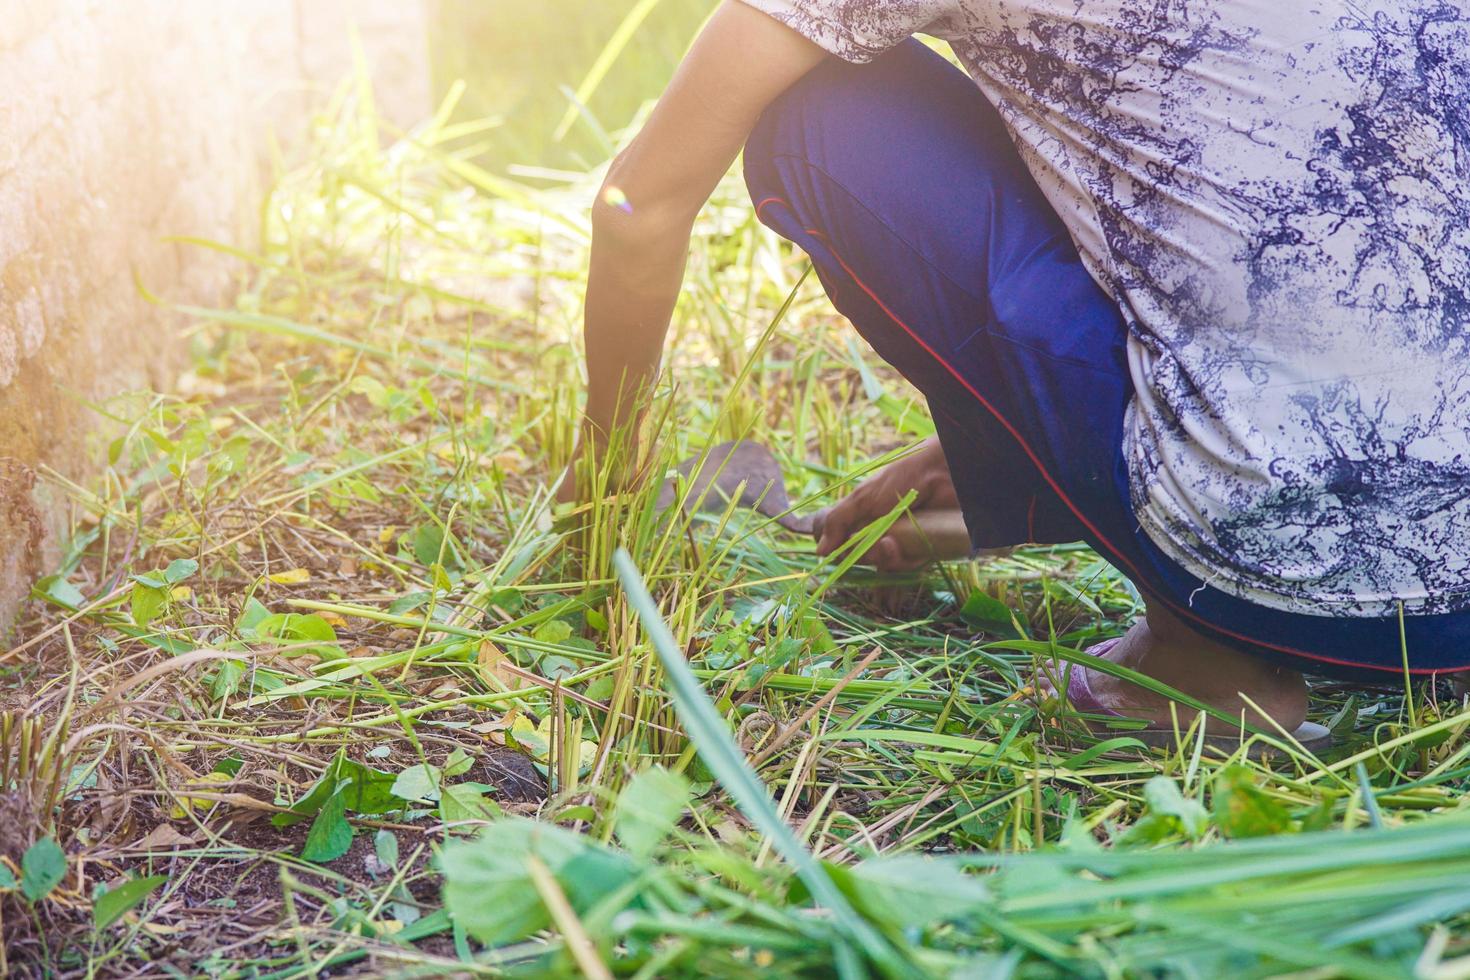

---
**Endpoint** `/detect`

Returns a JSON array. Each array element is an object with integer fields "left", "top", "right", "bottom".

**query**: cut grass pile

[{"left": 3, "top": 73, "right": 1470, "bottom": 979}]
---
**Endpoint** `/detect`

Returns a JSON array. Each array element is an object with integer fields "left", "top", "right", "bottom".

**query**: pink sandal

[{"left": 1055, "top": 639, "right": 1333, "bottom": 756}]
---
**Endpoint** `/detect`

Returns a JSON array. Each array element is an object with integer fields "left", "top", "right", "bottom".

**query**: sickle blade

[{"left": 658, "top": 440, "right": 817, "bottom": 536}]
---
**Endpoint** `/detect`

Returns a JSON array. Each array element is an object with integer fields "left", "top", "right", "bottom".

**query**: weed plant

[{"left": 2, "top": 51, "right": 1470, "bottom": 980}]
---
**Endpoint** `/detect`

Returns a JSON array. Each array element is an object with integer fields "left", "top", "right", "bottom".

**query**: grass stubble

[{"left": 1, "top": 65, "right": 1470, "bottom": 980}]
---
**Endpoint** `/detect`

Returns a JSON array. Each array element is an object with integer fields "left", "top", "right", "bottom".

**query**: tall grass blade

[
  {"left": 613, "top": 548, "right": 917, "bottom": 979},
  {"left": 553, "top": 0, "right": 664, "bottom": 142}
]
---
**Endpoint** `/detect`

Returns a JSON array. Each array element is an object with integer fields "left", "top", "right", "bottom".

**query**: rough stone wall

[{"left": 0, "top": 0, "right": 430, "bottom": 633}]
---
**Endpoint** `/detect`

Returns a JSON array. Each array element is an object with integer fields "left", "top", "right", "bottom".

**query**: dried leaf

[
  {"left": 478, "top": 639, "right": 517, "bottom": 688},
  {"left": 133, "top": 824, "right": 198, "bottom": 850}
]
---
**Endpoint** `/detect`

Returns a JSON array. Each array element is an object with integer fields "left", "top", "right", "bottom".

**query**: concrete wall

[{"left": 0, "top": 1, "right": 431, "bottom": 631}]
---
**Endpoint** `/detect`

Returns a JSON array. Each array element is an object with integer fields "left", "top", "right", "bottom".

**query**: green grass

[{"left": 2, "top": 44, "right": 1470, "bottom": 980}]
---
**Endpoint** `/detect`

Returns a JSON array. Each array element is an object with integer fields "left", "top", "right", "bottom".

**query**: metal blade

[{"left": 656, "top": 440, "right": 818, "bottom": 535}]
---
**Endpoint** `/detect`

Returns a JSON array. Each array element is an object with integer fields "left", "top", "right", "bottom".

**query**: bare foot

[{"left": 1041, "top": 602, "right": 1307, "bottom": 735}]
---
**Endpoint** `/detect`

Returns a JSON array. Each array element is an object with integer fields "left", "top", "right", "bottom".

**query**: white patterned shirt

[{"left": 742, "top": 0, "right": 1470, "bottom": 616}]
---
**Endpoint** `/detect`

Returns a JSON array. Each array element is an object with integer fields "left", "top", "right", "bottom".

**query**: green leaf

[
  {"left": 412, "top": 524, "right": 462, "bottom": 570},
  {"left": 210, "top": 659, "right": 246, "bottom": 700},
  {"left": 540, "top": 655, "right": 578, "bottom": 682},
  {"left": 836, "top": 855, "right": 991, "bottom": 932},
  {"left": 257, "top": 613, "right": 336, "bottom": 643},
  {"left": 374, "top": 829, "right": 399, "bottom": 870},
  {"left": 350, "top": 376, "right": 391, "bottom": 407},
  {"left": 388, "top": 591, "right": 431, "bottom": 616},
  {"left": 531, "top": 618, "right": 573, "bottom": 645},
  {"left": 130, "top": 582, "right": 168, "bottom": 629},
  {"left": 301, "top": 783, "right": 354, "bottom": 863},
  {"left": 441, "top": 818, "right": 635, "bottom": 945},
  {"left": 236, "top": 597, "right": 272, "bottom": 635},
  {"left": 255, "top": 613, "right": 342, "bottom": 660},
  {"left": 21, "top": 838, "right": 66, "bottom": 901},
  {"left": 163, "top": 558, "right": 199, "bottom": 584},
  {"left": 35, "top": 575, "right": 86, "bottom": 611},
  {"left": 94, "top": 875, "right": 167, "bottom": 929},
  {"left": 486, "top": 588, "right": 524, "bottom": 613},
  {"left": 1213, "top": 765, "right": 1294, "bottom": 839},
  {"left": 614, "top": 766, "right": 691, "bottom": 859},
  {"left": 274, "top": 752, "right": 400, "bottom": 827},
  {"left": 959, "top": 590, "right": 1018, "bottom": 634},
  {"left": 392, "top": 763, "right": 443, "bottom": 803},
  {"left": 441, "top": 782, "right": 503, "bottom": 825},
  {"left": 443, "top": 748, "right": 475, "bottom": 779},
  {"left": 1143, "top": 776, "right": 1209, "bottom": 840},
  {"left": 0, "top": 864, "right": 17, "bottom": 891}
]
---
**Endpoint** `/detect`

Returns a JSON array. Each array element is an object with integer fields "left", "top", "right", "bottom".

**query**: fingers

[
  {"left": 816, "top": 486, "right": 917, "bottom": 567},
  {"left": 863, "top": 535, "right": 910, "bottom": 573},
  {"left": 815, "top": 497, "right": 860, "bottom": 557},
  {"left": 817, "top": 526, "right": 928, "bottom": 573}
]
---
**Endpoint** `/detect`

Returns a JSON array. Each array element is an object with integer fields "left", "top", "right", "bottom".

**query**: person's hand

[{"left": 816, "top": 438, "right": 962, "bottom": 571}]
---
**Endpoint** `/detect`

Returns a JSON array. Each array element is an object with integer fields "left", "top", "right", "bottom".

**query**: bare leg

[{"left": 1047, "top": 597, "right": 1308, "bottom": 733}]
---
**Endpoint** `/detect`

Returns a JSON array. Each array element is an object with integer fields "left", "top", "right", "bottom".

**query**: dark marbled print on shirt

[{"left": 744, "top": 0, "right": 1470, "bottom": 615}]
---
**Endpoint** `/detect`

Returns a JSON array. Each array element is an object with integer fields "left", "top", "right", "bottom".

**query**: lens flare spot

[{"left": 601, "top": 185, "right": 633, "bottom": 214}]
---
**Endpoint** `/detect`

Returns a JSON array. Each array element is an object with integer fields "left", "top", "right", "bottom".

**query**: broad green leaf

[
  {"left": 236, "top": 597, "right": 272, "bottom": 635},
  {"left": 274, "top": 752, "right": 400, "bottom": 827},
  {"left": 255, "top": 613, "right": 342, "bottom": 660},
  {"left": 35, "top": 575, "right": 85, "bottom": 611},
  {"left": 1144, "top": 776, "right": 1209, "bottom": 840},
  {"left": 412, "top": 524, "right": 462, "bottom": 570},
  {"left": 540, "top": 655, "right": 578, "bottom": 681},
  {"left": 94, "top": 875, "right": 167, "bottom": 929},
  {"left": 613, "top": 766, "right": 691, "bottom": 859},
  {"left": 301, "top": 784, "right": 354, "bottom": 863},
  {"left": 163, "top": 558, "right": 199, "bottom": 584},
  {"left": 0, "top": 863, "right": 16, "bottom": 891},
  {"left": 836, "top": 855, "right": 991, "bottom": 932},
  {"left": 210, "top": 659, "right": 246, "bottom": 700},
  {"left": 441, "top": 818, "right": 635, "bottom": 945},
  {"left": 334, "top": 759, "right": 401, "bottom": 815},
  {"left": 130, "top": 582, "right": 168, "bottom": 628},
  {"left": 959, "top": 590, "right": 1017, "bottom": 633},
  {"left": 531, "top": 618, "right": 573, "bottom": 645},
  {"left": 507, "top": 716, "right": 550, "bottom": 760},
  {"left": 441, "top": 782, "right": 503, "bottom": 825},
  {"left": 374, "top": 829, "right": 399, "bottom": 870},
  {"left": 443, "top": 748, "right": 475, "bottom": 779},
  {"left": 388, "top": 591, "right": 431, "bottom": 616},
  {"left": 392, "top": 763, "right": 442, "bottom": 803},
  {"left": 21, "top": 838, "right": 66, "bottom": 901},
  {"left": 257, "top": 612, "right": 337, "bottom": 643}
]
